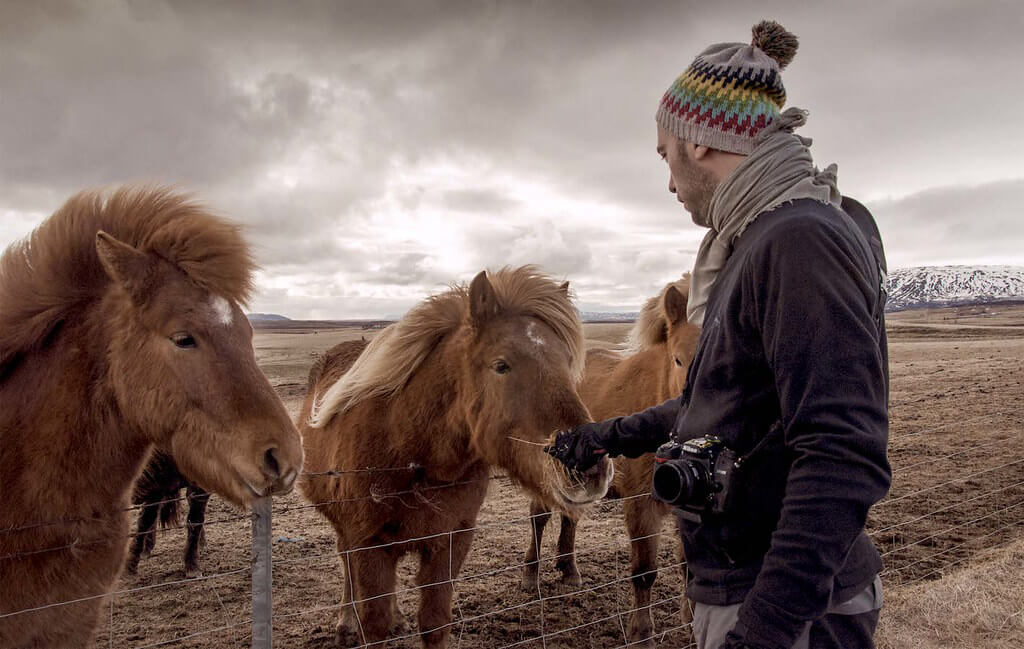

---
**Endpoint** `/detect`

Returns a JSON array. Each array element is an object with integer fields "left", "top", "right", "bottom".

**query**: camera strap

[{"left": 734, "top": 419, "right": 785, "bottom": 470}]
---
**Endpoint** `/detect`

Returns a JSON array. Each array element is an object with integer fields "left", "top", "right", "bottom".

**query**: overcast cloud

[{"left": 2, "top": 0, "right": 1022, "bottom": 318}]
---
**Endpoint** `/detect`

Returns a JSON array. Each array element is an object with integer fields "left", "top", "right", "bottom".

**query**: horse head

[
  {"left": 95, "top": 230, "right": 303, "bottom": 506},
  {"left": 662, "top": 280, "right": 700, "bottom": 396},
  {"left": 457, "top": 269, "right": 613, "bottom": 512}
]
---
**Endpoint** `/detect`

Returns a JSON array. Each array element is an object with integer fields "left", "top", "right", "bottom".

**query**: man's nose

[{"left": 668, "top": 176, "right": 676, "bottom": 194}]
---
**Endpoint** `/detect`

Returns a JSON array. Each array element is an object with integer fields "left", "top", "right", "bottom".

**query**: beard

[{"left": 677, "top": 149, "right": 718, "bottom": 228}]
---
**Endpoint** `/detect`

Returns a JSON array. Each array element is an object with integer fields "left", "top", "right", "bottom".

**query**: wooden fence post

[{"left": 252, "top": 496, "right": 273, "bottom": 649}]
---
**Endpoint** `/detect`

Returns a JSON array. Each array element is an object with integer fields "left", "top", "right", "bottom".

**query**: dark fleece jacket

[{"left": 592, "top": 197, "right": 891, "bottom": 649}]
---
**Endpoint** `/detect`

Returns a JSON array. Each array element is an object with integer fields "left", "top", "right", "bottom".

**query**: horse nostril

[{"left": 262, "top": 447, "right": 282, "bottom": 481}]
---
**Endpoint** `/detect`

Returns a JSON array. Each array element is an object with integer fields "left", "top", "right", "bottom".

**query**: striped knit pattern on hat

[{"left": 656, "top": 22, "right": 797, "bottom": 155}]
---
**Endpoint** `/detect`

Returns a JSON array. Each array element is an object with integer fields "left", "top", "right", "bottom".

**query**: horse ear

[
  {"left": 95, "top": 231, "right": 152, "bottom": 300},
  {"left": 469, "top": 270, "right": 501, "bottom": 327},
  {"left": 559, "top": 281, "right": 570, "bottom": 295},
  {"left": 663, "top": 284, "right": 688, "bottom": 325}
]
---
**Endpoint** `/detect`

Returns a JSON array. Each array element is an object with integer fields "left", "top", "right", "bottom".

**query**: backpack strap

[{"left": 840, "top": 195, "right": 888, "bottom": 309}]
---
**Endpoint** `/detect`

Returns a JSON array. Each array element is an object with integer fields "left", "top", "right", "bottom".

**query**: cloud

[
  {"left": 465, "top": 220, "right": 593, "bottom": 278},
  {"left": 871, "top": 178, "right": 1024, "bottom": 269},
  {"left": 2, "top": 0, "right": 1022, "bottom": 318}
]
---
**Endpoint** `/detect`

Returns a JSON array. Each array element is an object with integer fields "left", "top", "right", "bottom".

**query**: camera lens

[{"left": 652, "top": 460, "right": 709, "bottom": 508}]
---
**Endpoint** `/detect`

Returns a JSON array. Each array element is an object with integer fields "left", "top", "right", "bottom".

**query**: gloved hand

[{"left": 545, "top": 423, "right": 613, "bottom": 473}]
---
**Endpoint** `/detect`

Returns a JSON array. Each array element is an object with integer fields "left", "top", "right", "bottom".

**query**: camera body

[{"left": 652, "top": 435, "right": 738, "bottom": 522}]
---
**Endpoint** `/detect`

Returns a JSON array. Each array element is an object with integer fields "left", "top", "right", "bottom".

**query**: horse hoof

[
  {"left": 184, "top": 567, "right": 203, "bottom": 579},
  {"left": 334, "top": 622, "right": 361, "bottom": 648},
  {"left": 520, "top": 574, "right": 540, "bottom": 592},
  {"left": 560, "top": 572, "right": 583, "bottom": 588},
  {"left": 627, "top": 623, "right": 657, "bottom": 649}
]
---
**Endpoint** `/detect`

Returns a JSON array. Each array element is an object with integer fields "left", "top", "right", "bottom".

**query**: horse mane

[
  {"left": 625, "top": 274, "right": 691, "bottom": 353},
  {"left": 0, "top": 186, "right": 255, "bottom": 376},
  {"left": 310, "top": 266, "right": 584, "bottom": 427}
]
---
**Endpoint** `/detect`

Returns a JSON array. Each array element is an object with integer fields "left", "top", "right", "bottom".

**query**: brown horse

[
  {"left": 522, "top": 277, "right": 699, "bottom": 647},
  {"left": 299, "top": 267, "right": 614, "bottom": 648},
  {"left": 0, "top": 187, "right": 304, "bottom": 648}
]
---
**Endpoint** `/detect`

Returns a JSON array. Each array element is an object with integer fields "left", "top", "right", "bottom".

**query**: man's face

[{"left": 657, "top": 125, "right": 718, "bottom": 227}]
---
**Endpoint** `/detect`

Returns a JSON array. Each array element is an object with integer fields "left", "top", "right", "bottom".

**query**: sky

[{"left": 2, "top": 0, "right": 1022, "bottom": 319}]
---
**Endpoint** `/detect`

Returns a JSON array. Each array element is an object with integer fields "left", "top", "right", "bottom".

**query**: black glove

[{"left": 545, "top": 423, "right": 613, "bottom": 473}]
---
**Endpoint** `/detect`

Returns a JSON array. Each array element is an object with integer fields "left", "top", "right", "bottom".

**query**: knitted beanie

[{"left": 655, "top": 21, "right": 799, "bottom": 155}]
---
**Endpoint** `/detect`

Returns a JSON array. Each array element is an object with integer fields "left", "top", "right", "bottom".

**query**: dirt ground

[{"left": 90, "top": 309, "right": 1024, "bottom": 648}]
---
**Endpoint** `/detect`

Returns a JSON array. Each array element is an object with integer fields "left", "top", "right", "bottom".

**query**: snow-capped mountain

[{"left": 885, "top": 265, "right": 1024, "bottom": 311}]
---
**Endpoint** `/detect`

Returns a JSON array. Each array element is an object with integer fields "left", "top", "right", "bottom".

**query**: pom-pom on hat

[{"left": 656, "top": 20, "right": 799, "bottom": 155}]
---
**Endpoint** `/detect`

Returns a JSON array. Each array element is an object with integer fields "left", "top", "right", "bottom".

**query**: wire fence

[{"left": 2, "top": 387, "right": 1022, "bottom": 647}]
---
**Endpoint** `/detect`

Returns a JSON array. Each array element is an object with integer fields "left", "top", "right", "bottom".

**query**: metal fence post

[{"left": 252, "top": 496, "right": 273, "bottom": 649}]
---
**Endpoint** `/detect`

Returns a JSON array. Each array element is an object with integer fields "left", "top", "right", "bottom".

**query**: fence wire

[{"left": 3, "top": 398, "right": 1021, "bottom": 648}]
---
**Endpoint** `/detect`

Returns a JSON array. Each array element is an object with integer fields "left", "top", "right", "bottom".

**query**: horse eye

[
  {"left": 493, "top": 360, "right": 510, "bottom": 374},
  {"left": 674, "top": 357, "right": 683, "bottom": 367},
  {"left": 171, "top": 332, "right": 197, "bottom": 349}
]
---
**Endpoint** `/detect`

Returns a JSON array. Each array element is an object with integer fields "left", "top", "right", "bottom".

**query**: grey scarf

[{"left": 687, "top": 108, "right": 842, "bottom": 326}]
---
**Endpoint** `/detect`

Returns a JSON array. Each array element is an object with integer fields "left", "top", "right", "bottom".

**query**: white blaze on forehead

[
  {"left": 526, "top": 322, "right": 546, "bottom": 347},
  {"left": 210, "top": 295, "right": 234, "bottom": 326}
]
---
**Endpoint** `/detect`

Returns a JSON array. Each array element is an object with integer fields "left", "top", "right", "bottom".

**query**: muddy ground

[{"left": 90, "top": 310, "right": 1024, "bottom": 648}]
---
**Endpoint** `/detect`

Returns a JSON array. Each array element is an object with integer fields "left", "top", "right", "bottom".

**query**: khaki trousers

[{"left": 691, "top": 574, "right": 883, "bottom": 649}]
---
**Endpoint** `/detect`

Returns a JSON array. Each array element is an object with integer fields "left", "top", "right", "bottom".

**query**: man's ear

[
  {"left": 691, "top": 143, "right": 710, "bottom": 161},
  {"left": 95, "top": 231, "right": 153, "bottom": 302}
]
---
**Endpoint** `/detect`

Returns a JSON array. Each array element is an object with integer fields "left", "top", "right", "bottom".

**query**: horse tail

[
  {"left": 157, "top": 497, "right": 181, "bottom": 529},
  {"left": 134, "top": 449, "right": 187, "bottom": 528}
]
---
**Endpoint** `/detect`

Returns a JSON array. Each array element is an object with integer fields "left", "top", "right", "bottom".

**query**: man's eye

[
  {"left": 171, "top": 332, "right": 197, "bottom": 349},
  {"left": 493, "top": 360, "right": 511, "bottom": 374}
]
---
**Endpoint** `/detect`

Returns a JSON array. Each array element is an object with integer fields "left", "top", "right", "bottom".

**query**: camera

[{"left": 651, "top": 435, "right": 737, "bottom": 521}]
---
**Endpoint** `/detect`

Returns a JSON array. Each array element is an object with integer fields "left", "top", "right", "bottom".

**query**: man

[{"left": 547, "top": 20, "right": 891, "bottom": 649}]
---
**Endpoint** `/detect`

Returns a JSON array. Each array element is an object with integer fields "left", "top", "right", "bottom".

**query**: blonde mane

[
  {"left": 625, "top": 275, "right": 691, "bottom": 353},
  {"left": 0, "top": 186, "right": 254, "bottom": 376},
  {"left": 310, "top": 266, "right": 584, "bottom": 427}
]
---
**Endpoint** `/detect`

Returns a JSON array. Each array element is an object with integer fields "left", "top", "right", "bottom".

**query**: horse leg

[
  {"left": 554, "top": 512, "right": 582, "bottom": 586},
  {"left": 340, "top": 547, "right": 399, "bottom": 647},
  {"left": 335, "top": 539, "right": 358, "bottom": 645},
  {"left": 125, "top": 501, "right": 159, "bottom": 574},
  {"left": 183, "top": 486, "right": 210, "bottom": 578},
  {"left": 521, "top": 499, "right": 552, "bottom": 591},
  {"left": 416, "top": 529, "right": 474, "bottom": 649},
  {"left": 624, "top": 497, "right": 663, "bottom": 649},
  {"left": 34, "top": 608, "right": 95, "bottom": 649}
]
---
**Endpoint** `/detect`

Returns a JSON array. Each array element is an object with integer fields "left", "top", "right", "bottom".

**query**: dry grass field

[{"left": 86, "top": 307, "right": 1024, "bottom": 648}]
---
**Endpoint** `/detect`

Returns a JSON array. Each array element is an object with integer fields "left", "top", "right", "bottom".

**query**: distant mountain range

[
  {"left": 580, "top": 311, "right": 640, "bottom": 323},
  {"left": 586, "top": 266, "right": 1024, "bottom": 317},
  {"left": 247, "top": 266, "right": 1024, "bottom": 322},
  {"left": 885, "top": 265, "right": 1024, "bottom": 311},
  {"left": 247, "top": 313, "right": 291, "bottom": 322}
]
